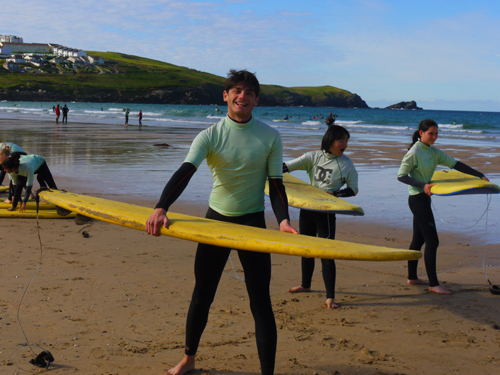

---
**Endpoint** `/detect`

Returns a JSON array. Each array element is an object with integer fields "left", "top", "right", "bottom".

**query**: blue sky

[{"left": 3, "top": 0, "right": 500, "bottom": 111}]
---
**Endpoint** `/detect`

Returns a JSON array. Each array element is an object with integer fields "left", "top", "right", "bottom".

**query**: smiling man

[{"left": 146, "top": 69, "right": 297, "bottom": 375}]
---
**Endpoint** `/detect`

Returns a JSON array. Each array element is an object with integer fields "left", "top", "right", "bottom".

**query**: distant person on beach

[
  {"left": 286, "top": 125, "right": 358, "bottom": 309},
  {"left": 0, "top": 142, "right": 29, "bottom": 202},
  {"left": 146, "top": 69, "right": 297, "bottom": 375},
  {"left": 52, "top": 105, "right": 55, "bottom": 112},
  {"left": 1, "top": 153, "right": 58, "bottom": 212},
  {"left": 55, "top": 104, "right": 60, "bottom": 123},
  {"left": 137, "top": 110, "right": 142, "bottom": 127},
  {"left": 284, "top": 114, "right": 289, "bottom": 120},
  {"left": 62, "top": 104, "right": 69, "bottom": 123},
  {"left": 397, "top": 119, "right": 489, "bottom": 295},
  {"left": 125, "top": 108, "right": 130, "bottom": 126}
]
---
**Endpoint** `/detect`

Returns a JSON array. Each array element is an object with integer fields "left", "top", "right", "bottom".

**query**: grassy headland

[{"left": 0, "top": 52, "right": 368, "bottom": 108}]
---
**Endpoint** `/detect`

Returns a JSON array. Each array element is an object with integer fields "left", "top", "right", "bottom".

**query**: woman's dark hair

[
  {"left": 225, "top": 69, "right": 260, "bottom": 97},
  {"left": 321, "top": 125, "right": 350, "bottom": 153},
  {"left": 409, "top": 119, "right": 438, "bottom": 149},
  {"left": 2, "top": 154, "right": 21, "bottom": 170}
]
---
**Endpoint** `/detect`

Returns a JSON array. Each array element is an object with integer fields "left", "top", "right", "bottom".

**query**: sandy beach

[{"left": 1, "top": 118, "right": 500, "bottom": 374}]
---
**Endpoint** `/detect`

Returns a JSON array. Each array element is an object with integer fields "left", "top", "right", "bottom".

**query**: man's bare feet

[
  {"left": 407, "top": 279, "right": 429, "bottom": 286},
  {"left": 325, "top": 298, "right": 339, "bottom": 309},
  {"left": 288, "top": 285, "right": 311, "bottom": 293},
  {"left": 429, "top": 285, "right": 451, "bottom": 295},
  {"left": 4, "top": 199, "right": 11, "bottom": 204},
  {"left": 166, "top": 355, "right": 195, "bottom": 375}
]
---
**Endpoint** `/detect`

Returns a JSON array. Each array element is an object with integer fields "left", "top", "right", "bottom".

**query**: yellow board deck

[
  {"left": 38, "top": 189, "right": 420, "bottom": 261},
  {"left": 266, "top": 174, "right": 364, "bottom": 216},
  {"left": 0, "top": 186, "right": 8, "bottom": 193},
  {"left": 430, "top": 170, "right": 500, "bottom": 196}
]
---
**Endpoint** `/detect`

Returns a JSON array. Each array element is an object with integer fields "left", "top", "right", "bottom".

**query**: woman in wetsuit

[
  {"left": 2, "top": 153, "right": 58, "bottom": 212},
  {"left": 397, "top": 119, "right": 489, "bottom": 295},
  {"left": 286, "top": 125, "right": 359, "bottom": 309},
  {"left": 0, "top": 142, "right": 28, "bottom": 203}
]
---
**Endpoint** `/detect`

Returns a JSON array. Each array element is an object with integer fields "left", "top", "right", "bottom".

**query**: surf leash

[
  {"left": 433, "top": 194, "right": 499, "bottom": 295},
  {"left": 11, "top": 187, "right": 55, "bottom": 371},
  {"left": 481, "top": 203, "right": 500, "bottom": 296}
]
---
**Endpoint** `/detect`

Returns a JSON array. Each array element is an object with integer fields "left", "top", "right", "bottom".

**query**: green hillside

[{"left": 0, "top": 52, "right": 368, "bottom": 108}]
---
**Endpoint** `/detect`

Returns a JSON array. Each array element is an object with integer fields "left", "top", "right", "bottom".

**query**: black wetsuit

[{"left": 299, "top": 210, "right": 337, "bottom": 298}]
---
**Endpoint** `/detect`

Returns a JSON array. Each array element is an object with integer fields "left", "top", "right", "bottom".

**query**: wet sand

[{"left": 1, "top": 118, "right": 500, "bottom": 374}]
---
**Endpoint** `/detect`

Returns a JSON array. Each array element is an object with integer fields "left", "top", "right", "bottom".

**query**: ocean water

[
  {"left": 1, "top": 100, "right": 499, "bottom": 246},
  {"left": 2, "top": 101, "right": 500, "bottom": 144}
]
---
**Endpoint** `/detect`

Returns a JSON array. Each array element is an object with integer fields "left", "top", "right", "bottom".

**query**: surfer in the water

[
  {"left": 397, "top": 119, "right": 489, "bottom": 295},
  {"left": 146, "top": 69, "right": 298, "bottom": 375},
  {"left": 1, "top": 153, "right": 58, "bottom": 212},
  {"left": 285, "top": 125, "right": 358, "bottom": 309}
]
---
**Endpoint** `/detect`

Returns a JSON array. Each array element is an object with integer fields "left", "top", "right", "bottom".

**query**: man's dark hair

[
  {"left": 321, "top": 125, "right": 350, "bottom": 153},
  {"left": 225, "top": 69, "right": 260, "bottom": 97}
]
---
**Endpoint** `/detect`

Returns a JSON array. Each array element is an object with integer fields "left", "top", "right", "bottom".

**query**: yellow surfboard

[
  {"left": 0, "top": 201, "right": 57, "bottom": 210},
  {"left": 0, "top": 209, "right": 76, "bottom": 219},
  {"left": 0, "top": 186, "right": 8, "bottom": 193},
  {"left": 266, "top": 174, "right": 364, "bottom": 216},
  {"left": 430, "top": 170, "right": 500, "bottom": 196},
  {"left": 38, "top": 190, "right": 420, "bottom": 261}
]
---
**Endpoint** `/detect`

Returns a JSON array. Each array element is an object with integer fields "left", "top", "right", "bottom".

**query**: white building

[
  {"left": 0, "top": 35, "right": 23, "bottom": 43},
  {"left": 0, "top": 42, "right": 51, "bottom": 54},
  {"left": 6, "top": 55, "right": 26, "bottom": 64},
  {"left": 50, "top": 44, "right": 87, "bottom": 58},
  {"left": 0, "top": 45, "right": 12, "bottom": 56},
  {"left": 88, "top": 55, "right": 104, "bottom": 65}
]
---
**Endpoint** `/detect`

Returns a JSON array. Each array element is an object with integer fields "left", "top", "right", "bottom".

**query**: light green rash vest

[
  {"left": 398, "top": 141, "right": 457, "bottom": 195},
  {"left": 286, "top": 150, "right": 359, "bottom": 195},
  {"left": 185, "top": 116, "right": 283, "bottom": 216},
  {"left": 9, "top": 154, "right": 45, "bottom": 187}
]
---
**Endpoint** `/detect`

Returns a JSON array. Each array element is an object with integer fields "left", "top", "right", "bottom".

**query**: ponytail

[
  {"left": 0, "top": 144, "right": 12, "bottom": 157},
  {"left": 409, "top": 119, "right": 438, "bottom": 149}
]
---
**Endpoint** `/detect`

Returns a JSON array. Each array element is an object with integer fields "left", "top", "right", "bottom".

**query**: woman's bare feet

[
  {"left": 325, "top": 298, "right": 339, "bottom": 309},
  {"left": 166, "top": 355, "right": 195, "bottom": 375},
  {"left": 407, "top": 279, "right": 429, "bottom": 286},
  {"left": 288, "top": 285, "right": 311, "bottom": 293},
  {"left": 4, "top": 199, "right": 11, "bottom": 204},
  {"left": 429, "top": 285, "right": 451, "bottom": 295}
]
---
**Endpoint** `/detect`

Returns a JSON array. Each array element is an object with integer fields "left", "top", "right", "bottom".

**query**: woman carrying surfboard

[
  {"left": 286, "top": 125, "right": 359, "bottom": 309},
  {"left": 397, "top": 119, "right": 489, "bottom": 295},
  {"left": 1, "top": 153, "right": 58, "bottom": 213}
]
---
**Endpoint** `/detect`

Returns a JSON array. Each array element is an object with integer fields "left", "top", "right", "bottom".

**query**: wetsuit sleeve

[
  {"left": 268, "top": 177, "right": 290, "bottom": 224},
  {"left": 23, "top": 186, "right": 33, "bottom": 203},
  {"left": 285, "top": 152, "right": 315, "bottom": 173},
  {"left": 282, "top": 163, "right": 289, "bottom": 173},
  {"left": 343, "top": 159, "right": 359, "bottom": 195},
  {"left": 154, "top": 162, "right": 197, "bottom": 211},
  {"left": 453, "top": 161, "right": 484, "bottom": 178},
  {"left": 398, "top": 175, "right": 426, "bottom": 189},
  {"left": 0, "top": 168, "right": 5, "bottom": 186},
  {"left": 333, "top": 187, "right": 355, "bottom": 197}
]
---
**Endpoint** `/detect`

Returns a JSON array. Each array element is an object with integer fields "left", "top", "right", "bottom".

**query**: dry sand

[{"left": 1, "top": 128, "right": 500, "bottom": 374}]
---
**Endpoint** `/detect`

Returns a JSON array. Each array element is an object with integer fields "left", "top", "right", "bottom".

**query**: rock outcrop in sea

[{"left": 385, "top": 101, "right": 422, "bottom": 110}]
